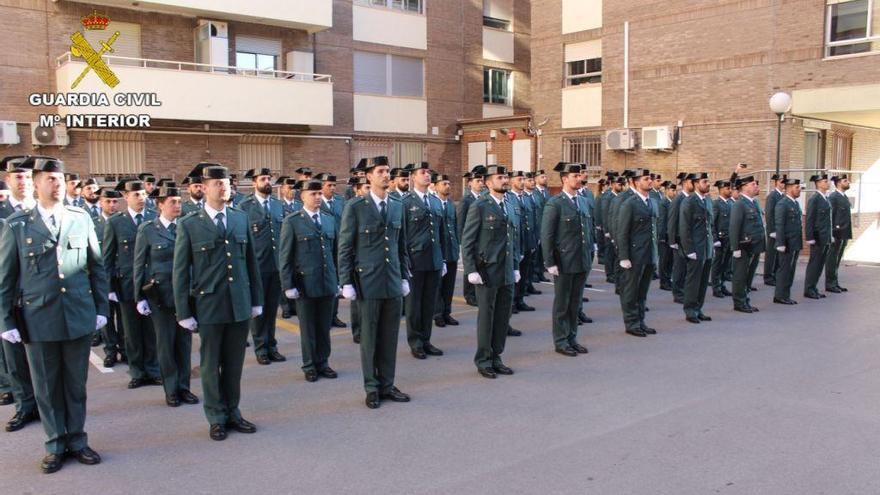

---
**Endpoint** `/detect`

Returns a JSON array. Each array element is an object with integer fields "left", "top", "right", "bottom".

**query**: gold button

[
  {"left": 201, "top": 247, "right": 206, "bottom": 251},
  {"left": 200, "top": 291, "right": 205, "bottom": 295},
  {"left": 384, "top": 237, "right": 389, "bottom": 241},
  {"left": 385, "top": 247, "right": 389, "bottom": 251},
  {"left": 61, "top": 287, "right": 66, "bottom": 293}
]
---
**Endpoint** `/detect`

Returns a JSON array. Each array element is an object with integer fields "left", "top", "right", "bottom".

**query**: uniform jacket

[
  {"left": 541, "top": 192, "right": 593, "bottom": 274},
  {"left": 403, "top": 191, "right": 445, "bottom": 272},
  {"left": 438, "top": 197, "right": 460, "bottom": 263},
  {"left": 828, "top": 190, "right": 852, "bottom": 240},
  {"left": 616, "top": 194, "right": 656, "bottom": 266},
  {"left": 713, "top": 197, "right": 733, "bottom": 242},
  {"left": 103, "top": 209, "right": 157, "bottom": 302},
  {"left": 729, "top": 196, "right": 766, "bottom": 253},
  {"left": 237, "top": 194, "right": 284, "bottom": 274},
  {"left": 461, "top": 195, "right": 521, "bottom": 288},
  {"left": 774, "top": 196, "right": 803, "bottom": 252},
  {"left": 133, "top": 218, "right": 178, "bottom": 309},
  {"left": 279, "top": 209, "right": 338, "bottom": 299},
  {"left": 679, "top": 194, "right": 714, "bottom": 260},
  {"left": 805, "top": 192, "right": 832, "bottom": 246},
  {"left": 765, "top": 189, "right": 784, "bottom": 235}
]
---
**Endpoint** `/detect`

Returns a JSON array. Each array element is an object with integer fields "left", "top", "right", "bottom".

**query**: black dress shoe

[
  {"left": 578, "top": 312, "right": 593, "bottom": 324},
  {"left": 365, "top": 392, "right": 380, "bottom": 409},
  {"left": 318, "top": 367, "right": 338, "bottom": 379},
  {"left": 773, "top": 298, "right": 796, "bottom": 305},
  {"left": 465, "top": 299, "right": 478, "bottom": 307},
  {"left": 764, "top": 279, "right": 776, "bottom": 286},
  {"left": 434, "top": 318, "right": 446, "bottom": 328},
  {"left": 721, "top": 287, "right": 733, "bottom": 296},
  {"left": 839, "top": 287, "right": 848, "bottom": 292},
  {"left": 698, "top": 314, "right": 712, "bottom": 321},
  {"left": 332, "top": 317, "right": 347, "bottom": 328},
  {"left": 127, "top": 378, "right": 145, "bottom": 389},
  {"left": 686, "top": 316, "right": 701, "bottom": 324},
  {"left": 712, "top": 291, "right": 725, "bottom": 298},
  {"left": 5, "top": 409, "right": 38, "bottom": 432},
  {"left": 90, "top": 334, "right": 102, "bottom": 347},
  {"left": 71, "top": 446, "right": 101, "bottom": 465},
  {"left": 659, "top": 285, "right": 672, "bottom": 291},
  {"left": 256, "top": 355, "right": 271, "bottom": 365},
  {"left": 380, "top": 387, "right": 410, "bottom": 402},
  {"left": 40, "top": 453, "right": 64, "bottom": 474},
  {"left": 353, "top": 335, "right": 361, "bottom": 344},
  {"left": 556, "top": 347, "right": 578, "bottom": 357},
  {"left": 179, "top": 390, "right": 199, "bottom": 404},
  {"left": 804, "top": 293, "right": 821, "bottom": 300},
  {"left": 103, "top": 355, "right": 117, "bottom": 368},
  {"left": 572, "top": 343, "right": 589, "bottom": 354},
  {"left": 626, "top": 329, "right": 647, "bottom": 337},
  {"left": 268, "top": 351, "right": 287, "bottom": 362},
  {"left": 493, "top": 364, "right": 514, "bottom": 375},
  {"left": 166, "top": 394, "right": 181, "bottom": 407},
  {"left": 0, "top": 392, "right": 12, "bottom": 406},
  {"left": 527, "top": 287, "right": 542, "bottom": 295},
  {"left": 673, "top": 298, "right": 684, "bottom": 304},
  {"left": 515, "top": 302, "right": 535, "bottom": 312},
  {"left": 209, "top": 424, "right": 227, "bottom": 441},
  {"left": 146, "top": 377, "right": 163, "bottom": 386},
  {"left": 424, "top": 343, "right": 444, "bottom": 356},
  {"left": 750, "top": 286, "right": 758, "bottom": 291},
  {"left": 507, "top": 328, "right": 522, "bottom": 337},
  {"left": 826, "top": 287, "right": 842, "bottom": 294},
  {"left": 641, "top": 326, "right": 657, "bottom": 335},
  {"left": 411, "top": 349, "right": 427, "bottom": 360},
  {"left": 586, "top": 283, "right": 593, "bottom": 288},
  {"left": 304, "top": 370, "right": 318, "bottom": 382},
  {"left": 511, "top": 306, "right": 519, "bottom": 314},
  {"left": 748, "top": 305, "right": 760, "bottom": 312},
  {"left": 227, "top": 418, "right": 257, "bottom": 433},
  {"left": 734, "top": 306, "right": 754, "bottom": 314},
  {"left": 539, "top": 275, "right": 551, "bottom": 282},
  {"left": 281, "top": 309, "right": 292, "bottom": 319},
  {"left": 444, "top": 315, "right": 459, "bottom": 326},
  {"left": 478, "top": 367, "right": 497, "bottom": 379},
  {"left": 582, "top": 296, "right": 590, "bottom": 302}
]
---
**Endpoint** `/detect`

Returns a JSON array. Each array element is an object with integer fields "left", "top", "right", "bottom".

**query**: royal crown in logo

[{"left": 81, "top": 10, "right": 111, "bottom": 31}]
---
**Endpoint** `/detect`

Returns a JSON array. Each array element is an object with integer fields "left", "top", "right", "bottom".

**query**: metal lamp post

[{"left": 769, "top": 92, "right": 792, "bottom": 178}]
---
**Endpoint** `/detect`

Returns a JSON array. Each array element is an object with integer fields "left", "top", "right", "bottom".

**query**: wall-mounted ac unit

[
  {"left": 0, "top": 121, "right": 20, "bottom": 145},
  {"left": 605, "top": 129, "right": 636, "bottom": 151},
  {"left": 195, "top": 20, "right": 229, "bottom": 72},
  {"left": 641, "top": 126, "right": 674, "bottom": 151},
  {"left": 30, "top": 123, "right": 70, "bottom": 147}
]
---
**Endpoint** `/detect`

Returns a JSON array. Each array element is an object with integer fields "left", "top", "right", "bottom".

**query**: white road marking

[{"left": 89, "top": 351, "right": 114, "bottom": 373}]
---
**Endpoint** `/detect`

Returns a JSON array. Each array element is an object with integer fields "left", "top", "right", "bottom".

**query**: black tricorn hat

[
  {"left": 390, "top": 168, "right": 410, "bottom": 178},
  {"left": 78, "top": 178, "right": 99, "bottom": 188},
  {"left": 831, "top": 174, "right": 849, "bottom": 183},
  {"left": 508, "top": 170, "right": 526, "bottom": 178},
  {"left": 535, "top": 169, "right": 546, "bottom": 176},
  {"left": 615, "top": 175, "right": 628, "bottom": 184},
  {"left": 316, "top": 173, "right": 337, "bottom": 182},
  {"left": 292, "top": 179, "right": 308, "bottom": 190},
  {"left": 633, "top": 168, "right": 651, "bottom": 177},
  {"left": 364, "top": 156, "right": 389, "bottom": 171},
  {"left": 99, "top": 188, "right": 122, "bottom": 199},
  {"left": 783, "top": 178, "right": 801, "bottom": 186},
  {"left": 405, "top": 162, "right": 430, "bottom": 171},
  {"left": 64, "top": 173, "right": 80, "bottom": 182},
  {"left": 150, "top": 185, "right": 181, "bottom": 198},
  {"left": 2, "top": 155, "right": 31, "bottom": 173},
  {"left": 283, "top": 177, "right": 298, "bottom": 186},
  {"left": 203, "top": 166, "right": 230, "bottom": 180},
  {"left": 471, "top": 165, "right": 487, "bottom": 178},
  {"left": 676, "top": 172, "right": 688, "bottom": 181},
  {"left": 295, "top": 167, "right": 313, "bottom": 176},
  {"left": 187, "top": 162, "right": 219, "bottom": 184},
  {"left": 432, "top": 174, "right": 450, "bottom": 183},
  {"left": 300, "top": 179, "right": 322, "bottom": 192},
  {"left": 484, "top": 165, "right": 507, "bottom": 177},
  {"left": 735, "top": 175, "right": 756, "bottom": 188},
  {"left": 138, "top": 173, "right": 156, "bottom": 183},
  {"left": 29, "top": 156, "right": 65, "bottom": 174},
  {"left": 809, "top": 173, "right": 829, "bottom": 182},
  {"left": 115, "top": 178, "right": 144, "bottom": 192},
  {"left": 244, "top": 168, "right": 273, "bottom": 179},
  {"left": 354, "top": 158, "right": 368, "bottom": 172},
  {"left": 554, "top": 162, "right": 582, "bottom": 175},
  {"left": 156, "top": 177, "right": 174, "bottom": 187},
  {"left": 661, "top": 180, "right": 672, "bottom": 188},
  {"left": 275, "top": 175, "right": 289, "bottom": 186}
]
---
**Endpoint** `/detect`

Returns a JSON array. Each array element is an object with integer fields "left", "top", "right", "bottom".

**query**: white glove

[
  {"left": 619, "top": 259, "right": 632, "bottom": 269},
  {"left": 514, "top": 270, "right": 521, "bottom": 283},
  {"left": 807, "top": 240, "right": 815, "bottom": 245},
  {"left": 108, "top": 292, "right": 118, "bottom": 302},
  {"left": 96, "top": 315, "right": 107, "bottom": 330},
  {"left": 769, "top": 232, "right": 776, "bottom": 239},
  {"left": 831, "top": 236, "right": 836, "bottom": 244},
  {"left": 401, "top": 280, "right": 410, "bottom": 297},
  {"left": 136, "top": 300, "right": 151, "bottom": 316},
  {"left": 604, "top": 233, "right": 611, "bottom": 239},
  {"left": 342, "top": 284, "right": 357, "bottom": 300},
  {"left": 687, "top": 253, "right": 698, "bottom": 260},
  {"left": 251, "top": 306, "right": 263, "bottom": 318},
  {"left": 732, "top": 250, "right": 742, "bottom": 259},
  {"left": 467, "top": 272, "right": 484, "bottom": 285},
  {"left": 178, "top": 317, "right": 198, "bottom": 332},
  {"left": 670, "top": 244, "right": 679, "bottom": 250},
  {"left": 777, "top": 246, "right": 786, "bottom": 253},
  {"left": 593, "top": 244, "right": 598, "bottom": 252},
  {"left": 285, "top": 288, "right": 300, "bottom": 300},
  {"left": 441, "top": 264, "right": 448, "bottom": 277},
  {"left": 547, "top": 266, "right": 559, "bottom": 277},
  {"left": 1, "top": 329, "right": 21, "bottom": 344},
  {"left": 713, "top": 241, "right": 722, "bottom": 248}
]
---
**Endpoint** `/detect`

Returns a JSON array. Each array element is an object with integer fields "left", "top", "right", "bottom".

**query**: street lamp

[{"left": 769, "top": 92, "right": 792, "bottom": 177}]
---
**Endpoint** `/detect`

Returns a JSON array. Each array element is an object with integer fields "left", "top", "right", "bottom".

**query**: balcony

[
  {"left": 561, "top": 84, "right": 602, "bottom": 128},
  {"left": 64, "top": 0, "right": 333, "bottom": 32},
  {"left": 353, "top": 94, "right": 426, "bottom": 134},
  {"left": 55, "top": 53, "right": 334, "bottom": 127},
  {"left": 482, "top": 27, "right": 514, "bottom": 63},
  {"left": 352, "top": 3, "right": 427, "bottom": 50}
]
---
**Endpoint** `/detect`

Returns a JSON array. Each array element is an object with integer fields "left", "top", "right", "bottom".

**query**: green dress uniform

[
  {"left": 457, "top": 191, "right": 480, "bottom": 305},
  {"left": 533, "top": 186, "right": 551, "bottom": 276},
  {"left": 181, "top": 199, "right": 203, "bottom": 217},
  {"left": 763, "top": 188, "right": 784, "bottom": 285},
  {"left": 657, "top": 194, "right": 673, "bottom": 289},
  {"left": 104, "top": 208, "right": 160, "bottom": 381},
  {"left": 279, "top": 198, "right": 302, "bottom": 318},
  {"left": 173, "top": 205, "right": 263, "bottom": 425},
  {"left": 237, "top": 194, "right": 284, "bottom": 361},
  {"left": 679, "top": 193, "right": 714, "bottom": 320},
  {"left": 93, "top": 213, "right": 124, "bottom": 363},
  {"left": 615, "top": 193, "right": 656, "bottom": 336},
  {"left": 321, "top": 193, "right": 346, "bottom": 327},
  {"left": 607, "top": 188, "right": 634, "bottom": 290},
  {"left": 509, "top": 191, "right": 538, "bottom": 308},
  {"left": 596, "top": 189, "right": 612, "bottom": 277},
  {"left": 434, "top": 196, "right": 460, "bottom": 323},
  {"left": 826, "top": 188, "right": 852, "bottom": 291},
  {"left": 804, "top": 192, "right": 832, "bottom": 297},
  {"left": 279, "top": 209, "right": 338, "bottom": 374},
  {"left": 667, "top": 191, "right": 689, "bottom": 302},
  {"left": 541, "top": 192, "right": 593, "bottom": 351},
  {"left": 133, "top": 218, "right": 192, "bottom": 399},
  {"left": 337, "top": 193, "right": 410, "bottom": 394},
  {"left": 0, "top": 219, "right": 9, "bottom": 401},
  {"left": 728, "top": 194, "right": 765, "bottom": 311},
  {"left": 711, "top": 196, "right": 733, "bottom": 295},
  {"left": 402, "top": 190, "right": 445, "bottom": 355},
  {"left": 773, "top": 195, "right": 803, "bottom": 302},
  {"left": 461, "top": 193, "right": 520, "bottom": 371},
  {"left": 0, "top": 205, "right": 108, "bottom": 455}
]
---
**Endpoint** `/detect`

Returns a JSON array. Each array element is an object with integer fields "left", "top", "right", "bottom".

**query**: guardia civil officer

[
  {"left": 763, "top": 173, "right": 786, "bottom": 286},
  {"left": 338, "top": 156, "right": 412, "bottom": 409},
  {"left": 458, "top": 166, "right": 485, "bottom": 307},
  {"left": 433, "top": 173, "right": 460, "bottom": 328},
  {"left": 96, "top": 188, "right": 126, "bottom": 366},
  {"left": 0, "top": 156, "right": 108, "bottom": 473},
  {"left": 773, "top": 178, "right": 803, "bottom": 305},
  {"left": 615, "top": 169, "right": 657, "bottom": 337},
  {"left": 711, "top": 180, "right": 734, "bottom": 298},
  {"left": 668, "top": 173, "right": 695, "bottom": 303},
  {"left": 173, "top": 165, "right": 264, "bottom": 440},
  {"left": 826, "top": 174, "right": 852, "bottom": 293},
  {"left": 728, "top": 176, "right": 765, "bottom": 313},
  {"left": 804, "top": 174, "right": 832, "bottom": 299}
]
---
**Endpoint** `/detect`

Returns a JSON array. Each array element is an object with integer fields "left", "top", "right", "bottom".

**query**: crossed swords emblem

[{"left": 69, "top": 30, "right": 121, "bottom": 89}]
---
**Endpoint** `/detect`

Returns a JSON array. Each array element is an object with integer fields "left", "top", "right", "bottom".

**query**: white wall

[
  {"left": 562, "top": 0, "right": 602, "bottom": 34},
  {"left": 512, "top": 139, "right": 532, "bottom": 172},
  {"left": 483, "top": 104, "right": 514, "bottom": 119},
  {"left": 353, "top": 94, "right": 427, "bottom": 134},
  {"left": 352, "top": 4, "right": 427, "bottom": 50},
  {"left": 483, "top": 27, "right": 515, "bottom": 63},
  {"left": 56, "top": 61, "right": 334, "bottom": 126},
  {"left": 561, "top": 85, "right": 602, "bottom": 128}
]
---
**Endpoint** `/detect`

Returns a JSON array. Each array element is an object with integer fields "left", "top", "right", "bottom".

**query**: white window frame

[
  {"left": 354, "top": 51, "right": 425, "bottom": 98},
  {"left": 824, "top": 0, "right": 880, "bottom": 58},
  {"left": 565, "top": 57, "right": 602, "bottom": 87},
  {"left": 483, "top": 67, "right": 513, "bottom": 106},
  {"left": 357, "top": 0, "right": 425, "bottom": 15}
]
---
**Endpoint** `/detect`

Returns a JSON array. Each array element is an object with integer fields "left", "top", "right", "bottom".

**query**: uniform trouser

[
  {"left": 658, "top": 240, "right": 673, "bottom": 288},
  {"left": 577, "top": 255, "right": 595, "bottom": 316},
  {"left": 711, "top": 239, "right": 732, "bottom": 291},
  {"left": 774, "top": 249, "right": 800, "bottom": 301},
  {"left": 463, "top": 279, "right": 476, "bottom": 303},
  {"left": 552, "top": 272, "right": 588, "bottom": 350},
  {"left": 533, "top": 247, "right": 545, "bottom": 281},
  {"left": 618, "top": 263, "right": 653, "bottom": 331},
  {"left": 282, "top": 295, "right": 296, "bottom": 317},
  {"left": 434, "top": 260, "right": 458, "bottom": 320},
  {"left": 804, "top": 243, "right": 830, "bottom": 295},
  {"left": 151, "top": 305, "right": 192, "bottom": 398},
  {"left": 764, "top": 235, "right": 778, "bottom": 283},
  {"left": 119, "top": 301, "right": 159, "bottom": 380},
  {"left": 683, "top": 258, "right": 711, "bottom": 318},
  {"left": 358, "top": 297, "right": 402, "bottom": 394},
  {"left": 406, "top": 269, "right": 442, "bottom": 351},
  {"left": 474, "top": 284, "right": 513, "bottom": 370},
  {"left": 199, "top": 320, "right": 249, "bottom": 425},
  {"left": 732, "top": 248, "right": 762, "bottom": 310},
  {"left": 25, "top": 334, "right": 90, "bottom": 455},
  {"left": 101, "top": 301, "right": 124, "bottom": 359},
  {"left": 604, "top": 238, "right": 617, "bottom": 282},
  {"left": 0, "top": 345, "right": 11, "bottom": 395},
  {"left": 295, "top": 295, "right": 333, "bottom": 372},
  {"left": 251, "top": 272, "right": 281, "bottom": 358},
  {"left": 671, "top": 248, "right": 687, "bottom": 300},
  {"left": 825, "top": 239, "right": 848, "bottom": 290},
  {"left": 2, "top": 340, "right": 35, "bottom": 414},
  {"left": 515, "top": 249, "right": 535, "bottom": 304},
  {"left": 596, "top": 232, "right": 606, "bottom": 265},
  {"left": 350, "top": 300, "right": 361, "bottom": 341}
]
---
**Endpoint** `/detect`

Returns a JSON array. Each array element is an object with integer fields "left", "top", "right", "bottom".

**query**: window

[
  {"left": 831, "top": 130, "right": 853, "bottom": 170},
  {"left": 804, "top": 130, "right": 826, "bottom": 171},
  {"left": 483, "top": 68, "right": 512, "bottom": 105},
  {"left": 354, "top": 51, "right": 424, "bottom": 97},
  {"left": 235, "top": 36, "right": 281, "bottom": 76},
  {"left": 563, "top": 136, "right": 602, "bottom": 175},
  {"left": 360, "top": 0, "right": 423, "bottom": 14},
  {"left": 825, "top": 0, "right": 880, "bottom": 57},
  {"left": 483, "top": 0, "right": 513, "bottom": 30},
  {"left": 239, "top": 136, "right": 282, "bottom": 174},
  {"left": 88, "top": 131, "right": 145, "bottom": 175},
  {"left": 393, "top": 142, "right": 425, "bottom": 167},
  {"left": 84, "top": 21, "right": 141, "bottom": 66},
  {"left": 566, "top": 58, "right": 602, "bottom": 86}
]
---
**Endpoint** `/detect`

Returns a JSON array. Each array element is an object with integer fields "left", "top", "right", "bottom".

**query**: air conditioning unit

[
  {"left": 605, "top": 129, "right": 637, "bottom": 151},
  {"left": 0, "top": 121, "right": 20, "bottom": 145},
  {"left": 641, "top": 126, "right": 674, "bottom": 151},
  {"left": 195, "top": 20, "right": 229, "bottom": 72},
  {"left": 30, "top": 123, "right": 70, "bottom": 147}
]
